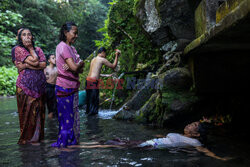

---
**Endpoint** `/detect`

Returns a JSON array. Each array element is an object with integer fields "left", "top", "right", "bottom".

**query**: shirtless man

[
  {"left": 86, "top": 47, "right": 121, "bottom": 115},
  {"left": 44, "top": 54, "right": 57, "bottom": 119}
]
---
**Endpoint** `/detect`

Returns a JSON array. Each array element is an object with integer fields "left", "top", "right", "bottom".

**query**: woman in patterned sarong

[
  {"left": 51, "top": 22, "right": 84, "bottom": 148},
  {"left": 15, "top": 28, "right": 46, "bottom": 144}
]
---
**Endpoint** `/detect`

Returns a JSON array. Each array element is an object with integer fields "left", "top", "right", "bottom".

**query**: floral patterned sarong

[{"left": 51, "top": 85, "right": 80, "bottom": 148}]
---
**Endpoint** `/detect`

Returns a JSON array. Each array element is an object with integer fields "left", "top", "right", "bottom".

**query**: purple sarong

[{"left": 51, "top": 85, "right": 80, "bottom": 148}]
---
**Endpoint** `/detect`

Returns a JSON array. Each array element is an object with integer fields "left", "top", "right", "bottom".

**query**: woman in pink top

[{"left": 51, "top": 22, "right": 84, "bottom": 148}]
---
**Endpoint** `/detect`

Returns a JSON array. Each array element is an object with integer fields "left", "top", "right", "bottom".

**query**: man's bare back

[{"left": 87, "top": 57, "right": 104, "bottom": 80}]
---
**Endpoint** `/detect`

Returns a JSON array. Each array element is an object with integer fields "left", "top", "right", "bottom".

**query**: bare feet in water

[
  {"left": 31, "top": 142, "right": 40, "bottom": 146},
  {"left": 60, "top": 148, "right": 76, "bottom": 152}
]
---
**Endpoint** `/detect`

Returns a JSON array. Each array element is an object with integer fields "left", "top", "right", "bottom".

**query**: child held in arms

[{"left": 44, "top": 54, "right": 58, "bottom": 119}]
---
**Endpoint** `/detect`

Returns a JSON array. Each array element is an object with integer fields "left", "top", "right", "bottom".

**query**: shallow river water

[{"left": 0, "top": 98, "right": 249, "bottom": 167}]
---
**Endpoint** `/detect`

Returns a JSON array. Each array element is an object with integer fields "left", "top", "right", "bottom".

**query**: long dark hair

[
  {"left": 17, "top": 28, "right": 35, "bottom": 49},
  {"left": 59, "top": 22, "right": 77, "bottom": 42}
]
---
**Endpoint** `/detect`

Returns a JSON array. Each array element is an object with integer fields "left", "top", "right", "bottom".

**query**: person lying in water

[{"left": 68, "top": 121, "right": 231, "bottom": 161}]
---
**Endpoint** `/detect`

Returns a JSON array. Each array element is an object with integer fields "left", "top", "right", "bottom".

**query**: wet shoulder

[{"left": 97, "top": 56, "right": 107, "bottom": 64}]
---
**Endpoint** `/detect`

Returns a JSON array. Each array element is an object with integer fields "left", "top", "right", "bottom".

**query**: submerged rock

[{"left": 113, "top": 109, "right": 135, "bottom": 120}]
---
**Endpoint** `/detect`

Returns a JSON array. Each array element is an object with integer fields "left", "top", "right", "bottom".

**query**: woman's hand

[
  {"left": 65, "top": 58, "right": 84, "bottom": 73},
  {"left": 23, "top": 39, "right": 34, "bottom": 51},
  {"left": 16, "top": 62, "right": 26, "bottom": 72},
  {"left": 78, "top": 61, "right": 84, "bottom": 73},
  {"left": 63, "top": 64, "right": 70, "bottom": 71}
]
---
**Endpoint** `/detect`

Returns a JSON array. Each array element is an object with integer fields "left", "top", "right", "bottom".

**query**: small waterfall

[{"left": 109, "top": 73, "right": 125, "bottom": 110}]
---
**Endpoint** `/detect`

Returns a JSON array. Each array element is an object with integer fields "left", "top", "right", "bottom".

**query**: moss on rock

[
  {"left": 216, "top": 0, "right": 245, "bottom": 23},
  {"left": 195, "top": 0, "right": 207, "bottom": 37},
  {"left": 105, "top": 0, "right": 161, "bottom": 72}
]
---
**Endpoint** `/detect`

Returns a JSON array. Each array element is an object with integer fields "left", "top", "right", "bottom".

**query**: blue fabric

[
  {"left": 78, "top": 90, "right": 86, "bottom": 107},
  {"left": 51, "top": 85, "right": 80, "bottom": 148}
]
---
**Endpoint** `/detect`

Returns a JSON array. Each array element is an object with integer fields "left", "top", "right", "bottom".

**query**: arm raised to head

[{"left": 102, "top": 50, "right": 120, "bottom": 69}]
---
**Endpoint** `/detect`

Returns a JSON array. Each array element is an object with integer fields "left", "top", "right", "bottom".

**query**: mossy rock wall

[
  {"left": 216, "top": 0, "right": 245, "bottom": 23},
  {"left": 135, "top": 89, "right": 198, "bottom": 127},
  {"left": 195, "top": 1, "right": 207, "bottom": 37},
  {"left": 135, "top": 67, "right": 198, "bottom": 127},
  {"left": 107, "top": 0, "right": 161, "bottom": 72}
]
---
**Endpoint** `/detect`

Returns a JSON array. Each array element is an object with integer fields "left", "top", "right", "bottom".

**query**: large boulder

[
  {"left": 135, "top": 0, "right": 195, "bottom": 46},
  {"left": 113, "top": 75, "right": 157, "bottom": 120},
  {"left": 159, "top": 67, "right": 192, "bottom": 91},
  {"left": 135, "top": 92, "right": 159, "bottom": 123},
  {"left": 135, "top": 89, "right": 198, "bottom": 127}
]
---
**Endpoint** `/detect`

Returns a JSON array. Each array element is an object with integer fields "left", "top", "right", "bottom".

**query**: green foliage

[
  {"left": 96, "top": 0, "right": 160, "bottom": 73},
  {"left": 0, "top": 10, "right": 22, "bottom": 66},
  {"left": 0, "top": 66, "right": 18, "bottom": 96},
  {"left": 43, "top": 0, "right": 108, "bottom": 57},
  {"left": 0, "top": 0, "right": 109, "bottom": 67},
  {"left": 133, "top": 0, "right": 145, "bottom": 15},
  {"left": 93, "top": 0, "right": 161, "bottom": 106},
  {"left": 0, "top": 0, "right": 11, "bottom": 11}
]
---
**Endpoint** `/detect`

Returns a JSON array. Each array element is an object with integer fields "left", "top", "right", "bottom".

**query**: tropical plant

[
  {"left": 0, "top": 10, "right": 22, "bottom": 66},
  {"left": 0, "top": 66, "right": 18, "bottom": 96}
]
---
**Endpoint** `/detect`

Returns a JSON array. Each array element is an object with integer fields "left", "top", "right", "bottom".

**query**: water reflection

[
  {"left": 85, "top": 115, "right": 102, "bottom": 141},
  {"left": 19, "top": 145, "right": 48, "bottom": 167},
  {"left": 1, "top": 98, "right": 250, "bottom": 167},
  {"left": 58, "top": 150, "right": 81, "bottom": 167},
  {"left": 45, "top": 118, "right": 59, "bottom": 142}
]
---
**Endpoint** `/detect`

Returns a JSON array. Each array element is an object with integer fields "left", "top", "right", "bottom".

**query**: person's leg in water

[
  {"left": 86, "top": 80, "right": 99, "bottom": 115},
  {"left": 51, "top": 86, "right": 80, "bottom": 148},
  {"left": 69, "top": 138, "right": 144, "bottom": 149},
  {"left": 46, "top": 83, "right": 57, "bottom": 119}
]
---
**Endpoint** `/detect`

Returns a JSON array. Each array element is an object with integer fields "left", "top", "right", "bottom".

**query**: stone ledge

[{"left": 184, "top": 0, "right": 250, "bottom": 55}]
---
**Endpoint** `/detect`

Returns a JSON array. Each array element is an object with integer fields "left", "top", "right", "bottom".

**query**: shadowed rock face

[
  {"left": 185, "top": 0, "right": 250, "bottom": 93},
  {"left": 114, "top": 67, "right": 194, "bottom": 123},
  {"left": 194, "top": 0, "right": 227, "bottom": 37},
  {"left": 136, "top": 0, "right": 196, "bottom": 46},
  {"left": 160, "top": 68, "right": 193, "bottom": 91}
]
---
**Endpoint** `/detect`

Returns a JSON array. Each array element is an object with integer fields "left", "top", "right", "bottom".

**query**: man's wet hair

[
  {"left": 97, "top": 47, "right": 106, "bottom": 54},
  {"left": 46, "top": 54, "right": 55, "bottom": 61}
]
